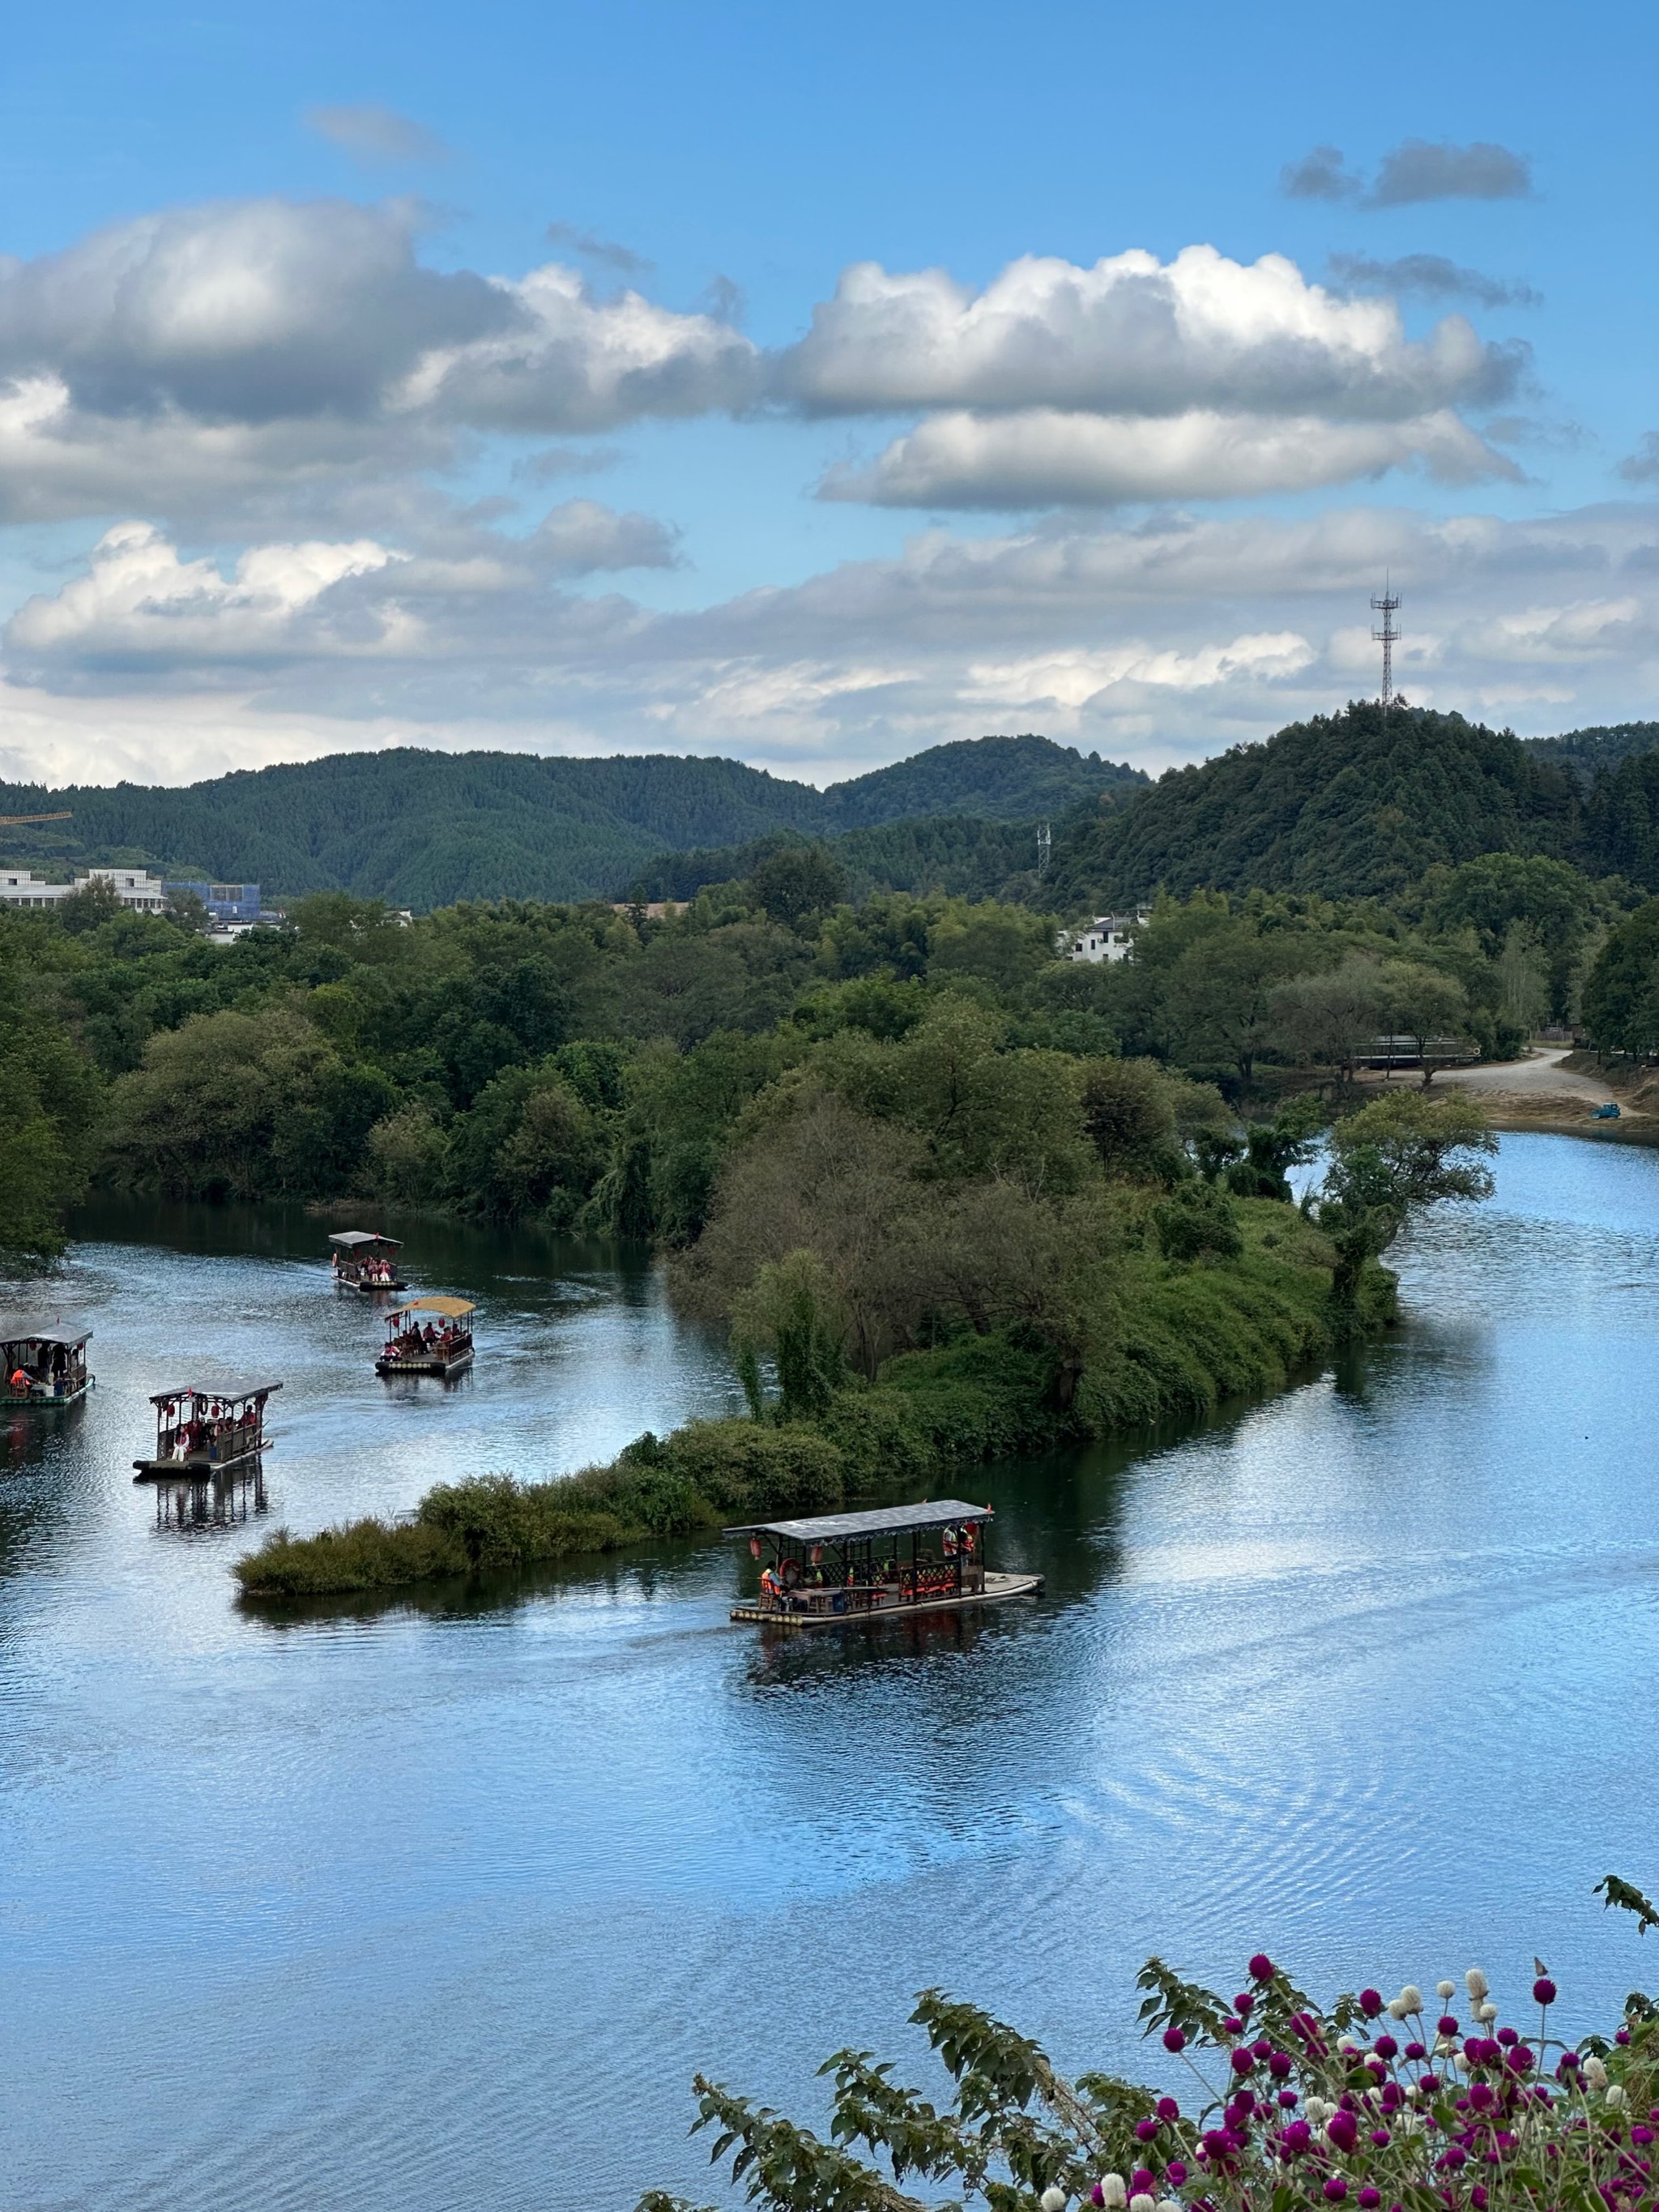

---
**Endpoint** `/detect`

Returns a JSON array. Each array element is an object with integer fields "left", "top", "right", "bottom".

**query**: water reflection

[
  {"left": 2, "top": 1138, "right": 1659, "bottom": 2212},
  {"left": 147, "top": 1461, "right": 269, "bottom": 1531}
]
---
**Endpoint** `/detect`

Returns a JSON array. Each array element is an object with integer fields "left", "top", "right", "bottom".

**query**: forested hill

[
  {"left": 0, "top": 734, "right": 1140, "bottom": 909},
  {"left": 1045, "top": 702, "right": 1659, "bottom": 907},
  {"left": 1523, "top": 720, "right": 1659, "bottom": 785}
]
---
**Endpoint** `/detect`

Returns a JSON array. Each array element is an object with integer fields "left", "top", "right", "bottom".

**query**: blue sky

[{"left": 0, "top": 0, "right": 1653, "bottom": 788}]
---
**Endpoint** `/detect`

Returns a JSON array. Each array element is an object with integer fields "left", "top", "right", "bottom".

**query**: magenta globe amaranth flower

[
  {"left": 1323, "top": 2178, "right": 1349, "bottom": 2201},
  {"left": 1533, "top": 1975, "right": 1557, "bottom": 2006},
  {"left": 1359, "top": 1988, "right": 1384, "bottom": 2018},
  {"left": 1156, "top": 2096, "right": 1180, "bottom": 2122},
  {"left": 1248, "top": 1953, "right": 1275, "bottom": 1981},
  {"left": 1326, "top": 2112, "right": 1359, "bottom": 2153},
  {"left": 1162, "top": 2027, "right": 1185, "bottom": 2053},
  {"left": 1230, "top": 2047, "right": 1255, "bottom": 2075},
  {"left": 1358, "top": 2192, "right": 1381, "bottom": 2210}
]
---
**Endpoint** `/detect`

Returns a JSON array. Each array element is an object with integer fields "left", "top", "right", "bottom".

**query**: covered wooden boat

[
  {"left": 727, "top": 1500, "right": 1042, "bottom": 1629},
  {"left": 329, "top": 1229, "right": 407, "bottom": 1292},
  {"left": 375, "top": 1296, "right": 475, "bottom": 1377},
  {"left": 133, "top": 1380, "right": 280, "bottom": 1480},
  {"left": 1, "top": 1317, "right": 92, "bottom": 1407}
]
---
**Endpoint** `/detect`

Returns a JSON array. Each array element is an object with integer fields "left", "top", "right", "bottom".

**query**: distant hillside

[
  {"left": 0, "top": 734, "right": 1141, "bottom": 909},
  {"left": 821, "top": 733, "right": 1142, "bottom": 830},
  {"left": 625, "top": 813, "right": 1069, "bottom": 905},
  {"left": 1524, "top": 721, "right": 1659, "bottom": 786},
  {"left": 1046, "top": 702, "right": 1583, "bottom": 906}
]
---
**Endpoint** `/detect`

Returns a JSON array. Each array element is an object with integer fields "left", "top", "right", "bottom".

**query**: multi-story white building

[
  {"left": 0, "top": 866, "right": 170, "bottom": 913},
  {"left": 1060, "top": 912, "right": 1144, "bottom": 963}
]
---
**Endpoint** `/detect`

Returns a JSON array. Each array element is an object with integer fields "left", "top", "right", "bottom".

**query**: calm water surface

[{"left": 3, "top": 1138, "right": 1658, "bottom": 2212}]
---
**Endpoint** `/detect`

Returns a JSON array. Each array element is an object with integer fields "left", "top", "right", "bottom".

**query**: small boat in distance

[
  {"left": 329, "top": 1230, "right": 407, "bottom": 1292},
  {"left": 375, "top": 1297, "right": 475, "bottom": 1378},
  {"left": 727, "top": 1501, "right": 1042, "bottom": 1630},
  {"left": 133, "top": 1381, "right": 280, "bottom": 1480},
  {"left": 2, "top": 1317, "right": 92, "bottom": 1407}
]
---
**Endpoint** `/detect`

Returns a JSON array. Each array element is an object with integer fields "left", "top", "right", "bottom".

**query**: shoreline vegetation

[{"left": 237, "top": 1196, "right": 1392, "bottom": 1601}]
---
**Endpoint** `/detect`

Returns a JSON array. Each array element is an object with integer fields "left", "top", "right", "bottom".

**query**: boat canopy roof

[
  {"left": 390, "top": 1296, "right": 474, "bottom": 1319},
  {"left": 150, "top": 1380, "right": 283, "bottom": 1407},
  {"left": 727, "top": 1499, "right": 993, "bottom": 1544},
  {"left": 329, "top": 1229, "right": 401, "bottom": 1249},
  {"left": 0, "top": 1316, "right": 92, "bottom": 1347}
]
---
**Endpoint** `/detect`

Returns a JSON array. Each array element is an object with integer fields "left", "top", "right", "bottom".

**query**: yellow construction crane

[{"left": 0, "top": 810, "right": 72, "bottom": 826}]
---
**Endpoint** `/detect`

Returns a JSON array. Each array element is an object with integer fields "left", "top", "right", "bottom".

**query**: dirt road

[{"left": 1433, "top": 1046, "right": 1619, "bottom": 1105}]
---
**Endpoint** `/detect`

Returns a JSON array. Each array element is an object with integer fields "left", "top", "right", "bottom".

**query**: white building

[
  {"left": 0, "top": 866, "right": 169, "bottom": 914},
  {"left": 1060, "top": 912, "right": 1144, "bottom": 963}
]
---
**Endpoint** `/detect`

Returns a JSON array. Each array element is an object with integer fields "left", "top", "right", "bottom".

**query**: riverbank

[
  {"left": 1360, "top": 1046, "right": 1659, "bottom": 1145},
  {"left": 235, "top": 1198, "right": 1383, "bottom": 1599}
]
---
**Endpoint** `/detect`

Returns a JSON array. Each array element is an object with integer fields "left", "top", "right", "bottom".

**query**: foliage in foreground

[{"left": 642, "top": 1879, "right": 1659, "bottom": 2212}]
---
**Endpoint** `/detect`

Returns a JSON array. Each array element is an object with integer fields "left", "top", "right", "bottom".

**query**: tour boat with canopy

[
  {"left": 2, "top": 1317, "right": 92, "bottom": 1407},
  {"left": 132, "top": 1380, "right": 280, "bottom": 1480},
  {"left": 328, "top": 1230, "right": 407, "bottom": 1291},
  {"left": 375, "top": 1296, "right": 475, "bottom": 1377},
  {"left": 727, "top": 1500, "right": 1042, "bottom": 1629}
]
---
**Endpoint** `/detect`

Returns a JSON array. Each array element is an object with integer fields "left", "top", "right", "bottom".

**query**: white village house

[{"left": 1059, "top": 912, "right": 1145, "bottom": 963}]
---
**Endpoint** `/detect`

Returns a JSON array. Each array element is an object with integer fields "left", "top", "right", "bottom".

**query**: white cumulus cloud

[
  {"left": 7, "top": 521, "right": 403, "bottom": 667},
  {"left": 823, "top": 407, "right": 1517, "bottom": 508},
  {"left": 781, "top": 246, "right": 1513, "bottom": 421}
]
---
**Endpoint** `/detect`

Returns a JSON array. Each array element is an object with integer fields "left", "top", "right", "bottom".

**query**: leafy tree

[
  {"left": 57, "top": 879, "right": 122, "bottom": 934},
  {"left": 1271, "top": 958, "right": 1390, "bottom": 1084},
  {"left": 746, "top": 844, "right": 846, "bottom": 926},
  {"left": 1153, "top": 1181, "right": 1243, "bottom": 1263},
  {"left": 1379, "top": 959, "right": 1472, "bottom": 1087},
  {"left": 1222, "top": 1095, "right": 1326, "bottom": 1201},
  {"left": 731, "top": 1249, "right": 847, "bottom": 1420},
  {"left": 1315, "top": 1090, "right": 1496, "bottom": 1313},
  {"left": 162, "top": 886, "right": 209, "bottom": 934},
  {"left": 1583, "top": 896, "right": 1659, "bottom": 1057}
]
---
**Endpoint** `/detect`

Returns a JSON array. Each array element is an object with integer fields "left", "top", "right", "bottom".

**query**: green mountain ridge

[
  {"left": 1044, "top": 703, "right": 1659, "bottom": 909},
  {"left": 0, "top": 734, "right": 1141, "bottom": 910}
]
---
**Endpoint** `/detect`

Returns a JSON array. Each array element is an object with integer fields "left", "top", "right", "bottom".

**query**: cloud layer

[
  {"left": 0, "top": 202, "right": 1528, "bottom": 526},
  {"left": 822, "top": 407, "right": 1516, "bottom": 508},
  {"left": 6, "top": 501, "right": 1655, "bottom": 787},
  {"left": 0, "top": 198, "right": 760, "bottom": 523}
]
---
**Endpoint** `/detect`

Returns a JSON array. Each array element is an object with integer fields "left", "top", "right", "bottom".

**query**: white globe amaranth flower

[
  {"left": 1476, "top": 2003, "right": 1497, "bottom": 2024},
  {"left": 1606, "top": 2084, "right": 1628, "bottom": 2110},
  {"left": 1465, "top": 1969, "right": 1490, "bottom": 2001},
  {"left": 1099, "top": 2176, "right": 1128, "bottom": 2207},
  {"left": 1583, "top": 2056, "right": 1609, "bottom": 2090},
  {"left": 1128, "top": 2195, "right": 1155, "bottom": 2212},
  {"left": 1436, "top": 1980, "right": 1456, "bottom": 2001},
  {"left": 1155, "top": 2201, "right": 1183, "bottom": 2212},
  {"left": 1397, "top": 1985, "right": 1424, "bottom": 2014},
  {"left": 1041, "top": 2189, "right": 1068, "bottom": 2212}
]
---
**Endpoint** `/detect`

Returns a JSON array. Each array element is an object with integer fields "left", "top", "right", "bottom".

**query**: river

[{"left": 2, "top": 1133, "right": 1657, "bottom": 2212}]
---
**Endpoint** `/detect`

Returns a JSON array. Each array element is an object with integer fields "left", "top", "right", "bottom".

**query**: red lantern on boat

[{"left": 749, "top": 1536, "right": 761, "bottom": 1560}]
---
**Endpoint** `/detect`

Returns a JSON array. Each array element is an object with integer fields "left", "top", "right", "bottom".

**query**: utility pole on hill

[{"left": 1371, "top": 582, "right": 1401, "bottom": 723}]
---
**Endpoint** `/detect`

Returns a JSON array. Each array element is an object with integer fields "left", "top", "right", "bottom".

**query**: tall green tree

[{"left": 1315, "top": 1090, "right": 1496, "bottom": 1315}]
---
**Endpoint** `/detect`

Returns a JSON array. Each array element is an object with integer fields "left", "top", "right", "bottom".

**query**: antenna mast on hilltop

[
  {"left": 1036, "top": 821, "right": 1051, "bottom": 878},
  {"left": 1371, "top": 580, "right": 1401, "bottom": 722}
]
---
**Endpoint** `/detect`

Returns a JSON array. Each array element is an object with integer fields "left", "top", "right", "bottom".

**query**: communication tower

[
  {"left": 1371, "top": 581, "right": 1401, "bottom": 720},
  {"left": 1036, "top": 821, "right": 1051, "bottom": 878}
]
